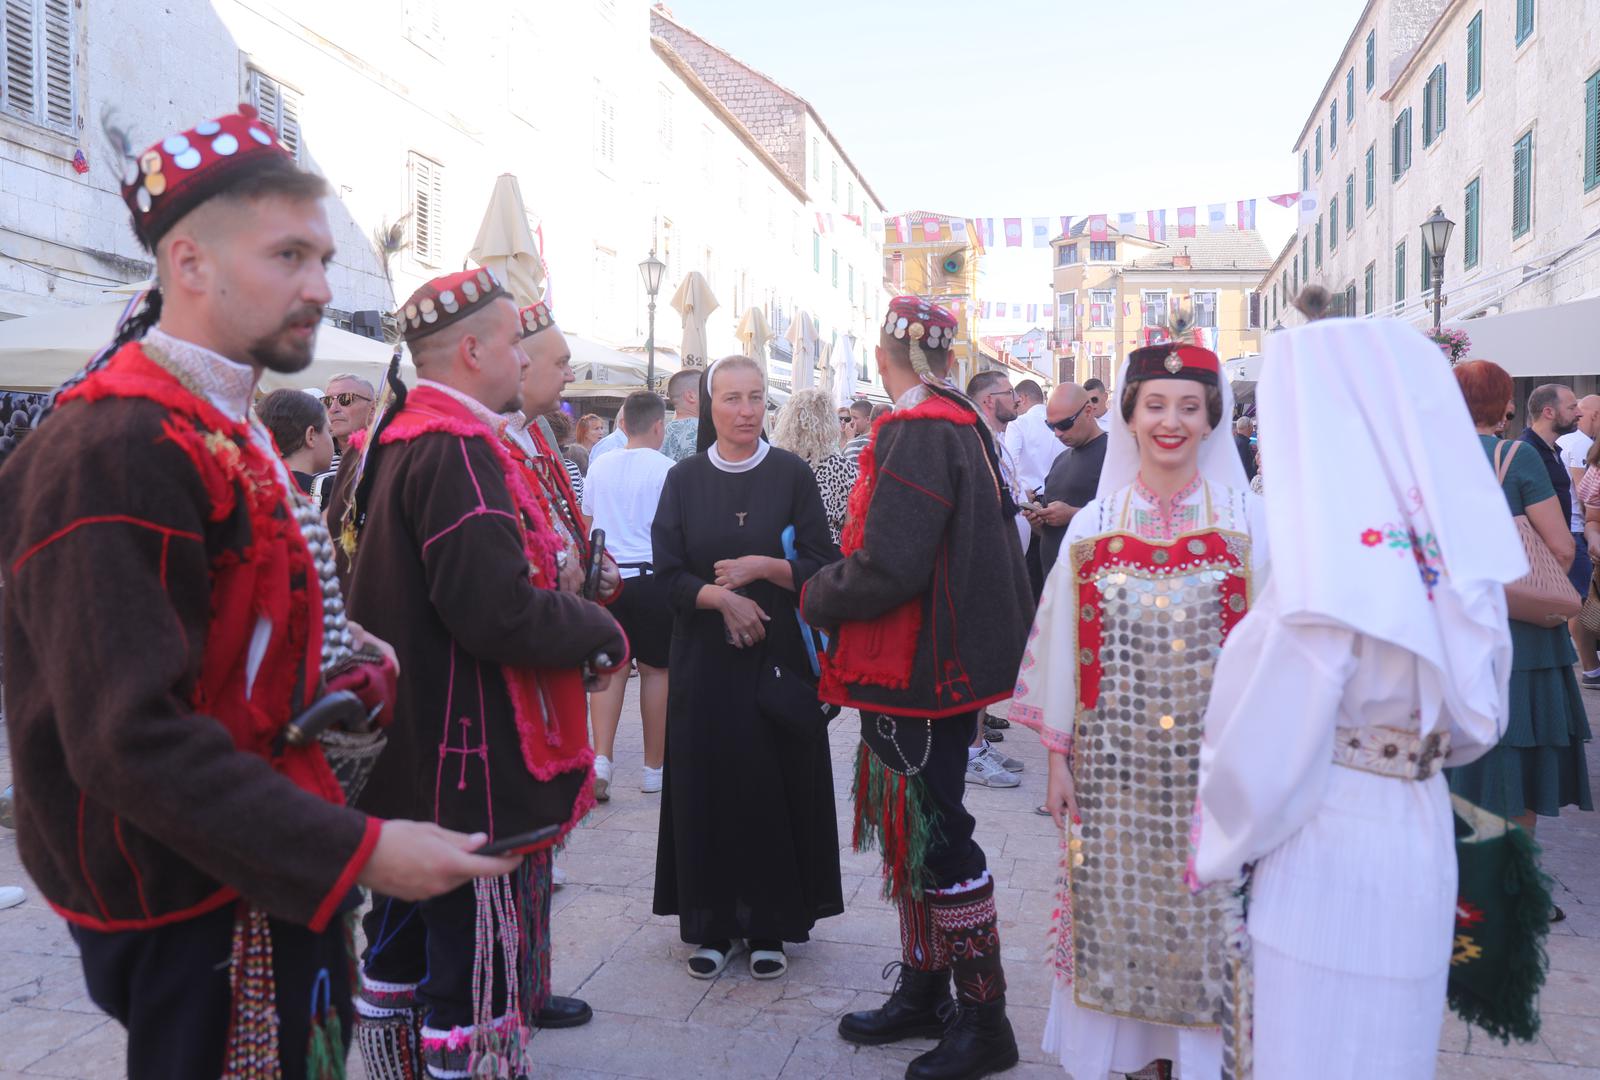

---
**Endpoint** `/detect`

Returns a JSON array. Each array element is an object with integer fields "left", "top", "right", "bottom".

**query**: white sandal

[
  {"left": 747, "top": 944, "right": 787, "bottom": 980},
  {"left": 687, "top": 941, "right": 737, "bottom": 980}
]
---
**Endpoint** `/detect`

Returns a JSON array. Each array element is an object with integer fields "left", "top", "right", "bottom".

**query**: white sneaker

[
  {"left": 0, "top": 886, "right": 24, "bottom": 910},
  {"left": 551, "top": 864, "right": 567, "bottom": 888},
  {"left": 594, "top": 755, "right": 613, "bottom": 802},
  {"left": 965, "top": 749, "right": 1021, "bottom": 788},
  {"left": 641, "top": 766, "right": 663, "bottom": 794}
]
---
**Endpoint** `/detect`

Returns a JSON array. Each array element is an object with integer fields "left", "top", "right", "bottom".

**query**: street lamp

[
  {"left": 1419, "top": 206, "right": 1455, "bottom": 333},
  {"left": 638, "top": 250, "right": 667, "bottom": 391}
]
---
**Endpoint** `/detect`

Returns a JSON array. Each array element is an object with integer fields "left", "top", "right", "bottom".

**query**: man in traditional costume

[
  {"left": 802, "top": 296, "right": 1033, "bottom": 1080},
  {"left": 1011, "top": 335, "right": 1266, "bottom": 1080},
  {"left": 0, "top": 106, "right": 517, "bottom": 1080},
  {"left": 345, "top": 271, "right": 629, "bottom": 1079},
  {"left": 1195, "top": 319, "right": 1523, "bottom": 1077}
]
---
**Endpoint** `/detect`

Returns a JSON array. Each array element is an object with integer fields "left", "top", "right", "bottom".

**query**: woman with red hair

[{"left": 1448, "top": 360, "right": 1592, "bottom": 918}]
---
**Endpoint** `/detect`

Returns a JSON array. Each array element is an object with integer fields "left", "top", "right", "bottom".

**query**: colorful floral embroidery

[{"left": 1361, "top": 524, "right": 1445, "bottom": 597}]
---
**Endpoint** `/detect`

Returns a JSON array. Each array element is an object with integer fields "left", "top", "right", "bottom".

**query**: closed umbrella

[
  {"left": 736, "top": 307, "right": 772, "bottom": 375},
  {"left": 785, "top": 310, "right": 819, "bottom": 390},
  {"left": 468, "top": 173, "right": 546, "bottom": 305},
  {"left": 829, "top": 332, "right": 860, "bottom": 409},
  {"left": 670, "top": 271, "right": 718, "bottom": 369}
]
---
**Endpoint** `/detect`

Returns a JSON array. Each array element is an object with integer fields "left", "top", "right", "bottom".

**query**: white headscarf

[
  {"left": 1096, "top": 353, "right": 1249, "bottom": 498},
  {"left": 1255, "top": 317, "right": 1526, "bottom": 735}
]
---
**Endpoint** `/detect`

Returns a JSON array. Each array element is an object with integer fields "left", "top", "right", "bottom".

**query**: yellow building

[
  {"left": 1048, "top": 223, "right": 1269, "bottom": 389},
  {"left": 882, "top": 212, "right": 984, "bottom": 389}
]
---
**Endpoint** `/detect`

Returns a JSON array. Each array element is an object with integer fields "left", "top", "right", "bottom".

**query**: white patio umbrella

[
  {"left": 784, "top": 309, "right": 819, "bottom": 390},
  {"left": 0, "top": 297, "right": 401, "bottom": 394},
  {"left": 736, "top": 307, "right": 772, "bottom": 376},
  {"left": 829, "top": 332, "right": 860, "bottom": 409},
  {"left": 468, "top": 173, "right": 546, "bottom": 305},
  {"left": 670, "top": 271, "right": 718, "bottom": 369}
]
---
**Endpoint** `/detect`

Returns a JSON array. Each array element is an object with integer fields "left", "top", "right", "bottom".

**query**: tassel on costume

[
  {"left": 851, "top": 743, "right": 941, "bottom": 901},
  {"left": 223, "top": 903, "right": 282, "bottom": 1079},
  {"left": 305, "top": 969, "right": 346, "bottom": 1080}
]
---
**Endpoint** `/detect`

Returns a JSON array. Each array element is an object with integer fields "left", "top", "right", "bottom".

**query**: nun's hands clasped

[{"left": 716, "top": 586, "right": 770, "bottom": 649}]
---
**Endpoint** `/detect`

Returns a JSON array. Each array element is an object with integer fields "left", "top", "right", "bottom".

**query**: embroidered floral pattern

[
  {"left": 1361, "top": 524, "right": 1445, "bottom": 597},
  {"left": 1130, "top": 473, "right": 1205, "bottom": 541}
]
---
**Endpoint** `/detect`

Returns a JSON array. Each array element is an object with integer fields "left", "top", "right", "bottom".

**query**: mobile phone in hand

[
  {"left": 582, "top": 529, "right": 607, "bottom": 600},
  {"left": 472, "top": 823, "right": 562, "bottom": 856}
]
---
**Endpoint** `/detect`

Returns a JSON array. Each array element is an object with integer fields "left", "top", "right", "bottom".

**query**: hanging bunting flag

[
  {"left": 1044, "top": 303, "right": 1056, "bottom": 316},
  {"left": 1267, "top": 191, "right": 1301, "bottom": 208},
  {"left": 893, "top": 216, "right": 910, "bottom": 243},
  {"left": 1031, "top": 218, "right": 1050, "bottom": 247},
  {"left": 922, "top": 218, "right": 942, "bottom": 241},
  {"left": 981, "top": 301, "right": 992, "bottom": 318},
  {"left": 844, "top": 214, "right": 862, "bottom": 226},
  {"left": 1237, "top": 198, "right": 1257, "bottom": 230},
  {"left": 1089, "top": 214, "right": 1108, "bottom": 241},
  {"left": 1298, "top": 189, "right": 1321, "bottom": 226},
  {"left": 951, "top": 219, "right": 968, "bottom": 242},
  {"left": 1060, "top": 215, "right": 1074, "bottom": 238},
  {"left": 1027, "top": 304, "right": 1038, "bottom": 322},
  {"left": 1124, "top": 301, "right": 1133, "bottom": 317},
  {"left": 1147, "top": 209, "right": 1167, "bottom": 241},
  {"left": 1207, "top": 204, "right": 1227, "bottom": 231},
  {"left": 1003, "top": 218, "right": 1024, "bottom": 247},
  {"left": 978, "top": 218, "right": 995, "bottom": 247},
  {"left": 815, "top": 212, "right": 828, "bottom": 235},
  {"left": 1117, "top": 212, "right": 1137, "bottom": 236},
  {"left": 1076, "top": 303, "right": 1085, "bottom": 320},
  {"left": 1010, "top": 304, "right": 1022, "bottom": 318},
  {"left": 1177, "top": 207, "right": 1197, "bottom": 238}
]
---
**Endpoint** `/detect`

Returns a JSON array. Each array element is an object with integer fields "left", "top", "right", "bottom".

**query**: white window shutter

[
  {"left": 410, "top": 153, "right": 443, "bottom": 266},
  {"left": 2, "top": 0, "right": 39, "bottom": 122},
  {"left": 41, "top": 0, "right": 71, "bottom": 131}
]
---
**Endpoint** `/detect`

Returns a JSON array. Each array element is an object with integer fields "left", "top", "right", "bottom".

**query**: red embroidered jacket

[
  {"left": 801, "top": 391, "right": 1034, "bottom": 718},
  {"left": 0, "top": 344, "right": 380, "bottom": 933}
]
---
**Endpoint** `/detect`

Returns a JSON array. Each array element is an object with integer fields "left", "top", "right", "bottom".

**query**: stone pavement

[{"left": 1, "top": 681, "right": 1598, "bottom": 1079}]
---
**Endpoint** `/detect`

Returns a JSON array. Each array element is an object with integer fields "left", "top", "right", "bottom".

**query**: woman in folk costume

[
  {"left": 1193, "top": 318, "right": 1523, "bottom": 1077},
  {"left": 1013, "top": 328, "right": 1267, "bottom": 1080}
]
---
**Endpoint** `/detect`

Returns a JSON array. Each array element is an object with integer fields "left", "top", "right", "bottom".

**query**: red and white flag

[
  {"left": 923, "top": 218, "right": 943, "bottom": 241},
  {"left": 1267, "top": 192, "right": 1301, "bottom": 208},
  {"left": 1177, "top": 207, "right": 1197, "bottom": 238},
  {"left": 1027, "top": 304, "right": 1038, "bottom": 321},
  {"left": 1004, "top": 218, "right": 1024, "bottom": 247},
  {"left": 1237, "top": 199, "right": 1257, "bottom": 230},
  {"left": 978, "top": 219, "right": 995, "bottom": 247},
  {"left": 1089, "top": 214, "right": 1108, "bottom": 241},
  {"left": 1060, "top": 215, "right": 1074, "bottom": 237},
  {"left": 1147, "top": 209, "right": 1167, "bottom": 241},
  {"left": 893, "top": 216, "right": 910, "bottom": 243}
]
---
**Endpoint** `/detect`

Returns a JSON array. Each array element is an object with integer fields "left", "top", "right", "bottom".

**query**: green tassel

[
  {"left": 1448, "top": 815, "right": 1552, "bottom": 1043},
  {"left": 850, "top": 744, "right": 943, "bottom": 902},
  {"left": 305, "top": 1010, "right": 345, "bottom": 1080}
]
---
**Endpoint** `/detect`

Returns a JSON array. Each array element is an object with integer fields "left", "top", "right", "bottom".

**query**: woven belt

[{"left": 1332, "top": 724, "right": 1449, "bottom": 781}]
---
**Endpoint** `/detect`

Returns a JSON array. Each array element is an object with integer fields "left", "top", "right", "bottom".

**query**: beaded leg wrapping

[
  {"left": 223, "top": 903, "right": 282, "bottom": 1079},
  {"left": 928, "top": 878, "right": 1006, "bottom": 1006},
  {"left": 355, "top": 977, "right": 424, "bottom": 1080},
  {"left": 851, "top": 743, "right": 941, "bottom": 902},
  {"left": 896, "top": 891, "right": 948, "bottom": 972}
]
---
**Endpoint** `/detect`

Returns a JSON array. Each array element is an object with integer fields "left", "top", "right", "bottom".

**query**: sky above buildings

[{"left": 665, "top": 0, "right": 1369, "bottom": 323}]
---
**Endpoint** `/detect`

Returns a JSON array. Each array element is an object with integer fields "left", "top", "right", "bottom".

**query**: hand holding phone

[
  {"left": 472, "top": 822, "right": 563, "bottom": 856},
  {"left": 583, "top": 529, "right": 608, "bottom": 600}
]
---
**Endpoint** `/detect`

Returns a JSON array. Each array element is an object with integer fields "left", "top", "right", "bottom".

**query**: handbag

[
  {"left": 1493, "top": 441, "right": 1582, "bottom": 627},
  {"left": 1581, "top": 572, "right": 1600, "bottom": 636}
]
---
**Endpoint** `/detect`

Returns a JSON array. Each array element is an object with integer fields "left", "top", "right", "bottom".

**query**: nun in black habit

[{"left": 650, "top": 355, "right": 844, "bottom": 980}]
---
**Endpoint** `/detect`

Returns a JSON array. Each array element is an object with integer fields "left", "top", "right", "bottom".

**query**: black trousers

[
  {"left": 72, "top": 901, "right": 353, "bottom": 1080},
  {"left": 860, "top": 710, "right": 987, "bottom": 890}
]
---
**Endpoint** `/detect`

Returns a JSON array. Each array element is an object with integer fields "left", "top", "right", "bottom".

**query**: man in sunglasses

[
  {"left": 1025, "top": 382, "right": 1107, "bottom": 579},
  {"left": 322, "top": 374, "right": 376, "bottom": 460}
]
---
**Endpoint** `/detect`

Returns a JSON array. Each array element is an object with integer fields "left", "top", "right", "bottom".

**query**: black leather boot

[
  {"left": 904, "top": 997, "right": 1019, "bottom": 1080},
  {"left": 533, "top": 995, "right": 593, "bottom": 1028},
  {"left": 838, "top": 962, "right": 953, "bottom": 1045}
]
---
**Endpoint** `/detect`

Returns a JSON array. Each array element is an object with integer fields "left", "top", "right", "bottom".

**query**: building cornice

[
  {"left": 1292, "top": 0, "right": 1379, "bottom": 150},
  {"left": 1381, "top": 0, "right": 1471, "bottom": 100}
]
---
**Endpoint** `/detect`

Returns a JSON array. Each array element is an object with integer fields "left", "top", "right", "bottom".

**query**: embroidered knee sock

[
  {"left": 355, "top": 977, "right": 423, "bottom": 1080},
  {"left": 929, "top": 876, "right": 1007, "bottom": 1005},
  {"left": 896, "top": 891, "right": 948, "bottom": 971}
]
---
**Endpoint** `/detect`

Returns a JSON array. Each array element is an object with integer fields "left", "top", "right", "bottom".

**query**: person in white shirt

[
  {"left": 1003, "top": 379, "right": 1065, "bottom": 498},
  {"left": 589, "top": 422, "right": 627, "bottom": 465},
  {"left": 1083, "top": 378, "right": 1112, "bottom": 433},
  {"left": 1557, "top": 394, "right": 1600, "bottom": 681},
  {"left": 582, "top": 390, "right": 675, "bottom": 798}
]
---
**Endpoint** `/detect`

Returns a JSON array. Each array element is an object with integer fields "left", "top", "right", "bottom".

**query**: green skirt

[{"left": 1448, "top": 621, "right": 1593, "bottom": 818}]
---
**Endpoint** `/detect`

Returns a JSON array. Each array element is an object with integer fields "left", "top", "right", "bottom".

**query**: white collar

[
  {"left": 416, "top": 378, "right": 503, "bottom": 431},
  {"left": 708, "top": 439, "right": 770, "bottom": 474},
  {"left": 145, "top": 327, "right": 257, "bottom": 420}
]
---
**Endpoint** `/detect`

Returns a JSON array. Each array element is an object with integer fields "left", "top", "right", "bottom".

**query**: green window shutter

[
  {"left": 1436, "top": 65, "right": 1446, "bottom": 138},
  {"left": 1512, "top": 132, "right": 1533, "bottom": 238},
  {"left": 1366, "top": 145, "right": 1375, "bottom": 206},
  {"left": 1330, "top": 102, "right": 1338, "bottom": 150},
  {"left": 1421, "top": 249, "right": 1432, "bottom": 292},
  {"left": 1346, "top": 174, "right": 1355, "bottom": 231},
  {"left": 1366, "top": 30, "right": 1375, "bottom": 89},
  {"left": 1585, "top": 71, "right": 1600, "bottom": 193},
  {"left": 1464, "top": 177, "right": 1481, "bottom": 269},
  {"left": 1391, "top": 119, "right": 1401, "bottom": 180},
  {"left": 1395, "top": 242, "right": 1406, "bottom": 305},
  {"left": 1346, "top": 69, "right": 1355, "bottom": 118},
  {"left": 1423, "top": 75, "right": 1434, "bottom": 148},
  {"left": 1315, "top": 218, "right": 1323, "bottom": 268},
  {"left": 1364, "top": 263, "right": 1375, "bottom": 314},
  {"left": 1302, "top": 238, "right": 1309, "bottom": 279},
  {"left": 1329, "top": 198, "right": 1339, "bottom": 251},
  {"left": 1467, "top": 12, "right": 1482, "bottom": 99},
  {"left": 1316, "top": 127, "right": 1323, "bottom": 173},
  {"left": 1516, "top": 0, "right": 1534, "bottom": 44},
  {"left": 1302, "top": 150, "right": 1309, "bottom": 191}
]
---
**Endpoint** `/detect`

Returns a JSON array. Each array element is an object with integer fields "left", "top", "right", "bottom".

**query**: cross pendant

[{"left": 736, "top": 512, "right": 748, "bottom": 527}]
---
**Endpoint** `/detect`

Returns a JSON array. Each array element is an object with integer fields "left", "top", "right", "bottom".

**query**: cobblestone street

[{"left": 1, "top": 679, "right": 1597, "bottom": 1079}]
